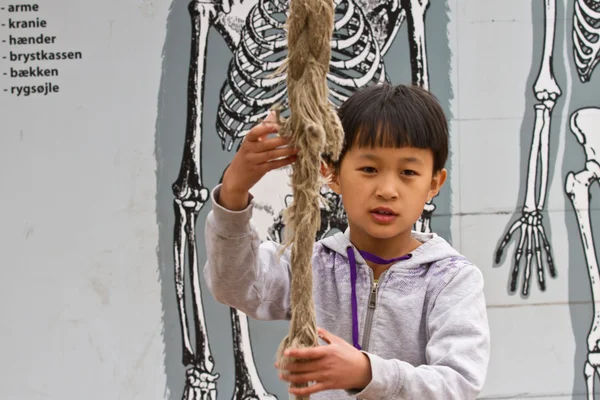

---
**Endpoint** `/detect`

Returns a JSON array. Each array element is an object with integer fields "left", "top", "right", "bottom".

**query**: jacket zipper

[{"left": 361, "top": 276, "right": 380, "bottom": 351}]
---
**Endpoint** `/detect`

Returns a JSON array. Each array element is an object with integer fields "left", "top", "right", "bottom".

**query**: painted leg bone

[
  {"left": 572, "top": 0, "right": 600, "bottom": 83},
  {"left": 174, "top": 0, "right": 285, "bottom": 397},
  {"left": 219, "top": 179, "right": 280, "bottom": 398},
  {"left": 564, "top": 107, "right": 600, "bottom": 400},
  {"left": 230, "top": 309, "right": 277, "bottom": 400},
  {"left": 172, "top": 3, "right": 221, "bottom": 399},
  {"left": 400, "top": 0, "right": 433, "bottom": 233},
  {"left": 495, "top": 0, "right": 560, "bottom": 296},
  {"left": 401, "top": 0, "right": 429, "bottom": 88}
]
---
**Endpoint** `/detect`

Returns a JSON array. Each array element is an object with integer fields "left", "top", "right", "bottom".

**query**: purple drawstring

[
  {"left": 346, "top": 246, "right": 412, "bottom": 350},
  {"left": 346, "top": 248, "right": 361, "bottom": 350}
]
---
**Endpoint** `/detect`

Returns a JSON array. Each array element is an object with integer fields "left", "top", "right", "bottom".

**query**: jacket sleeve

[
  {"left": 350, "top": 263, "right": 490, "bottom": 399},
  {"left": 203, "top": 184, "right": 292, "bottom": 321}
]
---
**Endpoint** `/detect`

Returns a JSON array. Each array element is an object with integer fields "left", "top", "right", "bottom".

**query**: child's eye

[
  {"left": 402, "top": 170, "right": 417, "bottom": 176},
  {"left": 360, "top": 167, "right": 377, "bottom": 173}
]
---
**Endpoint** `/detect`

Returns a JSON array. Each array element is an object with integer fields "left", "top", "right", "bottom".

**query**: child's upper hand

[
  {"left": 220, "top": 112, "right": 299, "bottom": 211},
  {"left": 276, "top": 327, "right": 372, "bottom": 396}
]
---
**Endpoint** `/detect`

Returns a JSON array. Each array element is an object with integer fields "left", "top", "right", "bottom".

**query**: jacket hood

[{"left": 320, "top": 229, "right": 462, "bottom": 269}]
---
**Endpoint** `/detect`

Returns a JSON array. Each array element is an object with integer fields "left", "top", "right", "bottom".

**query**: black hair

[{"left": 327, "top": 83, "right": 448, "bottom": 172}]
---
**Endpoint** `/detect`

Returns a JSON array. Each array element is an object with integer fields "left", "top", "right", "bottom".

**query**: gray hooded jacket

[{"left": 204, "top": 185, "right": 490, "bottom": 399}]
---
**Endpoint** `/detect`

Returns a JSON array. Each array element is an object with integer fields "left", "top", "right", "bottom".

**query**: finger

[
  {"left": 280, "top": 370, "right": 322, "bottom": 385},
  {"left": 253, "top": 136, "right": 294, "bottom": 153},
  {"left": 288, "top": 382, "right": 329, "bottom": 397},
  {"left": 258, "top": 155, "right": 298, "bottom": 173},
  {"left": 244, "top": 119, "right": 280, "bottom": 142},
  {"left": 533, "top": 231, "right": 545, "bottom": 291},
  {"left": 538, "top": 226, "right": 556, "bottom": 277},
  {"left": 263, "top": 110, "right": 279, "bottom": 124},
  {"left": 509, "top": 227, "right": 526, "bottom": 293},
  {"left": 276, "top": 358, "right": 321, "bottom": 374},
  {"left": 284, "top": 345, "right": 329, "bottom": 360},
  {"left": 251, "top": 146, "right": 299, "bottom": 164},
  {"left": 495, "top": 219, "right": 522, "bottom": 264},
  {"left": 521, "top": 224, "right": 533, "bottom": 297}
]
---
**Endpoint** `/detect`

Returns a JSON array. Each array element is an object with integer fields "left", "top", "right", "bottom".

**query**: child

[{"left": 203, "top": 83, "right": 490, "bottom": 399}]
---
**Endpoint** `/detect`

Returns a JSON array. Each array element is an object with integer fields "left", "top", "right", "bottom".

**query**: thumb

[{"left": 263, "top": 110, "right": 279, "bottom": 124}]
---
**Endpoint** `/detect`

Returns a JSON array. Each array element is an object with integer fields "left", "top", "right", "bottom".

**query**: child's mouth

[
  {"left": 370, "top": 208, "right": 397, "bottom": 223},
  {"left": 371, "top": 207, "right": 396, "bottom": 215}
]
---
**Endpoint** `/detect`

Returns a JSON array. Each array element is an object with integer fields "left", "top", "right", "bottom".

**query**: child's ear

[
  {"left": 320, "top": 162, "right": 341, "bottom": 194},
  {"left": 428, "top": 168, "right": 447, "bottom": 200}
]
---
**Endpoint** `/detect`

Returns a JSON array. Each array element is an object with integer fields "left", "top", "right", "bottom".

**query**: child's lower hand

[
  {"left": 275, "top": 327, "right": 372, "bottom": 396},
  {"left": 220, "top": 112, "right": 299, "bottom": 211}
]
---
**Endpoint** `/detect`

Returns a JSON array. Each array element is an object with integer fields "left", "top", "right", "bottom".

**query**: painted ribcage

[
  {"left": 216, "top": 0, "right": 389, "bottom": 150},
  {"left": 573, "top": 0, "right": 600, "bottom": 82}
]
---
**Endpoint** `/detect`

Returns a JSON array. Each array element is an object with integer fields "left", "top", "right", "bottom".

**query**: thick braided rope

[{"left": 274, "top": 0, "right": 344, "bottom": 397}]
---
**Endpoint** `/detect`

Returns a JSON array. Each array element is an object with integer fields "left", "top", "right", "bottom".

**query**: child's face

[{"left": 327, "top": 145, "right": 446, "bottom": 243}]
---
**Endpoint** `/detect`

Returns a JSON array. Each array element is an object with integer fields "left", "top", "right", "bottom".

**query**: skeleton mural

[
  {"left": 490, "top": 0, "right": 600, "bottom": 396},
  {"left": 495, "top": 0, "right": 561, "bottom": 297},
  {"left": 494, "top": 0, "right": 600, "bottom": 299},
  {"left": 565, "top": 0, "right": 600, "bottom": 398},
  {"left": 170, "top": 0, "right": 436, "bottom": 397},
  {"left": 572, "top": 0, "right": 600, "bottom": 83},
  {"left": 565, "top": 107, "right": 600, "bottom": 400}
]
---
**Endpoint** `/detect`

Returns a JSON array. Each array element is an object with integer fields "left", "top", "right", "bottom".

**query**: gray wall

[{"left": 1, "top": 0, "right": 599, "bottom": 399}]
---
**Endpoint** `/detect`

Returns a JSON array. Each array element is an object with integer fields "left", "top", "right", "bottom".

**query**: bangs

[
  {"left": 333, "top": 83, "right": 448, "bottom": 170},
  {"left": 352, "top": 119, "right": 414, "bottom": 150}
]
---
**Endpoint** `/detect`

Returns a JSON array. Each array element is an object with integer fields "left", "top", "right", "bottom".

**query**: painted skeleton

[
  {"left": 495, "top": 0, "right": 600, "bottom": 298},
  {"left": 565, "top": 107, "right": 600, "bottom": 400},
  {"left": 495, "top": 0, "right": 561, "bottom": 297},
  {"left": 566, "top": 0, "right": 600, "bottom": 398},
  {"left": 171, "top": 0, "right": 433, "bottom": 398},
  {"left": 573, "top": 0, "right": 600, "bottom": 83},
  {"left": 492, "top": 0, "right": 600, "bottom": 396}
]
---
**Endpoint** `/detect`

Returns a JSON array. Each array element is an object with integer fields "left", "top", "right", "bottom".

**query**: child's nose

[{"left": 375, "top": 180, "right": 398, "bottom": 200}]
